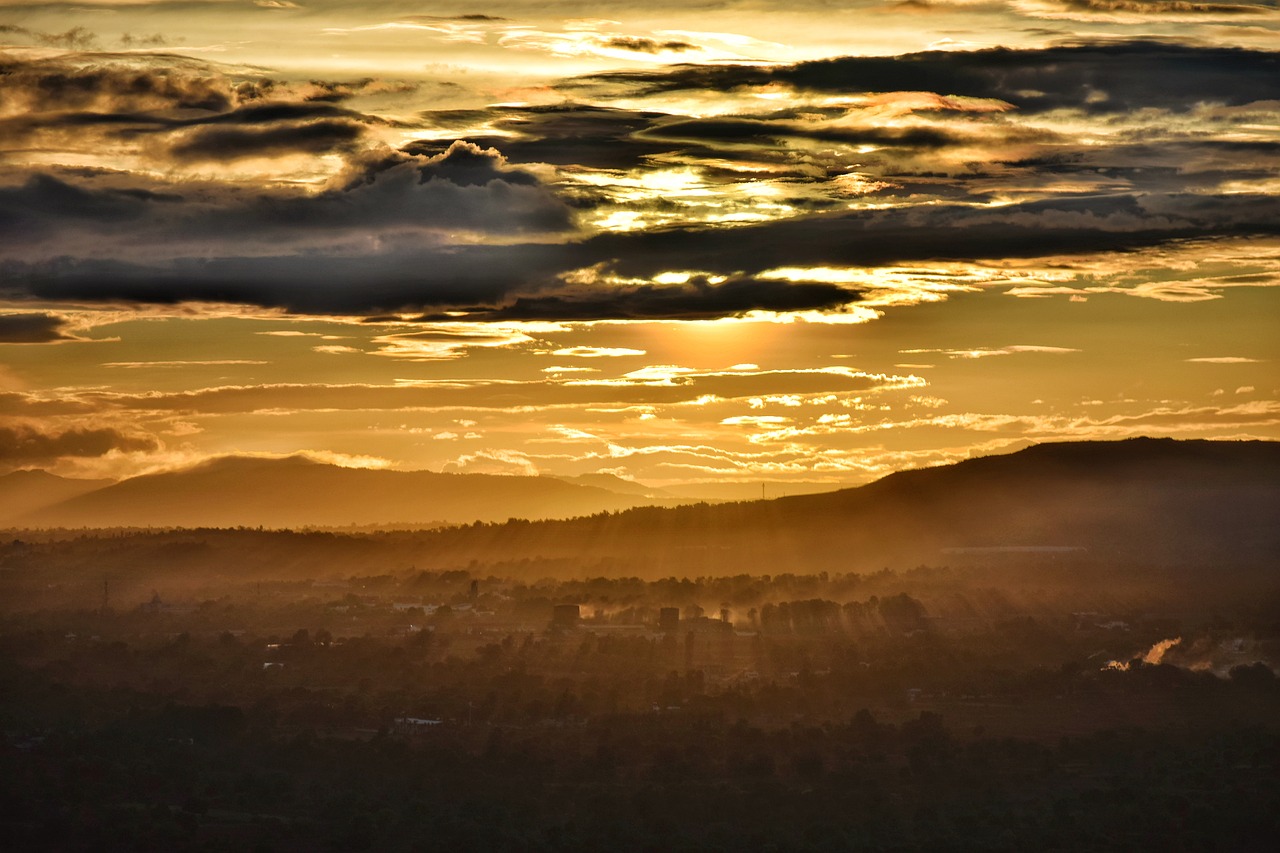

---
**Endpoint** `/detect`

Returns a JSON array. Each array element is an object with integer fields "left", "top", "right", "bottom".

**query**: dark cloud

[
  {"left": 0, "top": 53, "right": 240, "bottom": 114},
  {"left": 416, "top": 104, "right": 674, "bottom": 170},
  {"left": 399, "top": 14, "right": 509, "bottom": 22},
  {"left": 578, "top": 41, "right": 1280, "bottom": 114},
  {"left": 298, "top": 78, "right": 419, "bottom": 103},
  {"left": 5, "top": 245, "right": 570, "bottom": 314},
  {"left": 991, "top": 137, "right": 1280, "bottom": 194},
  {"left": 0, "top": 141, "right": 573, "bottom": 255},
  {"left": 0, "top": 52, "right": 410, "bottom": 163},
  {"left": 119, "top": 33, "right": 171, "bottom": 49},
  {"left": 3, "top": 40, "right": 1275, "bottom": 321},
  {"left": 0, "top": 101, "right": 379, "bottom": 147},
  {"left": 583, "top": 192, "right": 1280, "bottom": 279},
  {"left": 179, "top": 101, "right": 373, "bottom": 127},
  {"left": 4, "top": 191, "right": 1276, "bottom": 315},
  {"left": 0, "top": 313, "right": 77, "bottom": 344},
  {"left": 153, "top": 103, "right": 380, "bottom": 161},
  {"left": 602, "top": 37, "right": 696, "bottom": 54},
  {"left": 0, "top": 174, "right": 163, "bottom": 243},
  {"left": 167, "top": 118, "right": 368, "bottom": 162},
  {"left": 0, "top": 24, "right": 98, "bottom": 50},
  {"left": 643, "top": 117, "right": 983, "bottom": 149},
  {"left": 1047, "top": 0, "right": 1273, "bottom": 15},
  {"left": 371, "top": 140, "right": 540, "bottom": 188},
  {"left": 421, "top": 276, "right": 861, "bottom": 321},
  {"left": 0, "top": 424, "right": 157, "bottom": 462}
]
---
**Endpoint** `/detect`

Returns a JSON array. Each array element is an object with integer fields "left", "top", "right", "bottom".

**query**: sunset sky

[{"left": 1, "top": 1, "right": 1277, "bottom": 486}]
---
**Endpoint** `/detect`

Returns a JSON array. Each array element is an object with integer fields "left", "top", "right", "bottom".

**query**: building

[{"left": 552, "top": 603, "right": 581, "bottom": 628}]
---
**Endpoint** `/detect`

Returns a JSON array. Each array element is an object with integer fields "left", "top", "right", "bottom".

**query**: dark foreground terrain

[
  {"left": 2, "top": 558, "right": 1277, "bottom": 852},
  {"left": 1, "top": 440, "right": 1277, "bottom": 850}
]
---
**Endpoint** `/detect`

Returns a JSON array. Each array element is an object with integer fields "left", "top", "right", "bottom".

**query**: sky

[{"left": 0, "top": 1, "right": 1277, "bottom": 487}]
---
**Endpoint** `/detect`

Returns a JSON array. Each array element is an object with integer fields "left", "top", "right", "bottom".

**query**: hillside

[
  {"left": 17, "top": 455, "right": 678, "bottom": 529},
  {"left": 404, "top": 438, "right": 1280, "bottom": 573},
  {"left": 5, "top": 439, "right": 1275, "bottom": 585},
  {"left": 0, "top": 470, "right": 112, "bottom": 525}
]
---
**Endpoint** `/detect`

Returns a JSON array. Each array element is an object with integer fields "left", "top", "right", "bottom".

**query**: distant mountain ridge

[
  {"left": 0, "top": 469, "right": 112, "bottom": 523},
  {"left": 396, "top": 438, "right": 1280, "bottom": 573},
  {"left": 10, "top": 455, "right": 684, "bottom": 529},
  {"left": 4, "top": 441, "right": 1277, "bottom": 572}
]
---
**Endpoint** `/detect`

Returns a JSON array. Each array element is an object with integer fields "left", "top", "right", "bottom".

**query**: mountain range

[
  {"left": 1, "top": 456, "right": 691, "bottom": 529},
  {"left": 405, "top": 437, "right": 1280, "bottom": 573},
  {"left": 2, "top": 440, "right": 1276, "bottom": 577}
]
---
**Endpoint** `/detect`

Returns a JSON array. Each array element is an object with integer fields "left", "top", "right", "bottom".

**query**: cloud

[
  {"left": 0, "top": 422, "right": 158, "bottom": 463},
  {"left": 642, "top": 116, "right": 981, "bottom": 150},
  {"left": 0, "top": 140, "right": 574, "bottom": 297},
  {"left": 495, "top": 24, "right": 710, "bottom": 62},
  {"left": 0, "top": 52, "right": 239, "bottom": 116},
  {"left": 602, "top": 36, "right": 696, "bottom": 54},
  {"left": 901, "top": 345, "right": 1081, "bottom": 358},
  {"left": 547, "top": 347, "right": 647, "bottom": 357},
  {"left": 443, "top": 448, "right": 539, "bottom": 476},
  {"left": 3, "top": 40, "right": 1278, "bottom": 323},
  {"left": 445, "top": 274, "right": 862, "bottom": 321},
  {"left": 102, "top": 359, "right": 269, "bottom": 368},
  {"left": 0, "top": 51, "right": 416, "bottom": 169},
  {"left": 1185, "top": 356, "right": 1265, "bottom": 363},
  {"left": 0, "top": 24, "right": 98, "bottom": 50},
  {"left": 5, "top": 188, "right": 1277, "bottom": 316},
  {"left": 369, "top": 325, "right": 537, "bottom": 360},
  {"left": 580, "top": 41, "right": 1280, "bottom": 114},
  {"left": 416, "top": 104, "right": 674, "bottom": 170},
  {"left": 566, "top": 365, "right": 925, "bottom": 399},
  {"left": 0, "top": 313, "right": 79, "bottom": 343},
  {"left": 1013, "top": 0, "right": 1279, "bottom": 22},
  {"left": 165, "top": 117, "right": 369, "bottom": 162},
  {"left": 50, "top": 365, "right": 917, "bottom": 418}
]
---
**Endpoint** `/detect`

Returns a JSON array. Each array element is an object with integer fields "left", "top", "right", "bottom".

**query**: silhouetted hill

[
  {"left": 407, "top": 438, "right": 1280, "bottom": 573},
  {"left": 551, "top": 474, "right": 841, "bottom": 502},
  {"left": 0, "top": 439, "right": 1274, "bottom": 602},
  {"left": 18, "top": 455, "right": 675, "bottom": 529},
  {"left": 550, "top": 472, "right": 673, "bottom": 499},
  {"left": 0, "top": 470, "right": 111, "bottom": 524},
  {"left": 7, "top": 439, "right": 1277, "bottom": 578}
]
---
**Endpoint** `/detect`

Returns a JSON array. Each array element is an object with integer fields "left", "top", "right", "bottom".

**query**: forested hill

[{"left": 407, "top": 438, "right": 1280, "bottom": 573}]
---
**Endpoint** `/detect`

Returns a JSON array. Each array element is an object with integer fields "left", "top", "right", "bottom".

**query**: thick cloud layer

[
  {"left": 0, "top": 313, "right": 76, "bottom": 343},
  {"left": 581, "top": 41, "right": 1280, "bottom": 114},
  {"left": 0, "top": 424, "right": 157, "bottom": 462},
  {"left": 4, "top": 190, "right": 1275, "bottom": 314},
  {"left": 0, "top": 140, "right": 572, "bottom": 250},
  {"left": 0, "top": 40, "right": 1277, "bottom": 319}
]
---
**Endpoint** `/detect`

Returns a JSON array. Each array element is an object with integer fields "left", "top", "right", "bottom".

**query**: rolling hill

[
  {"left": 6, "top": 440, "right": 1277, "bottom": 580},
  {"left": 402, "top": 438, "right": 1280, "bottom": 573},
  {"left": 14, "top": 455, "right": 678, "bottom": 529},
  {"left": 0, "top": 470, "right": 112, "bottom": 525}
]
